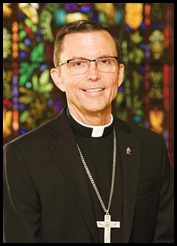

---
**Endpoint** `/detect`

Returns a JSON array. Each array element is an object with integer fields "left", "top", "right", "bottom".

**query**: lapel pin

[{"left": 126, "top": 147, "right": 132, "bottom": 155}]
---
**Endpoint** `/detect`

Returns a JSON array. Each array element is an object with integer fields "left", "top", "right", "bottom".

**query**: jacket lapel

[
  {"left": 115, "top": 121, "right": 141, "bottom": 242},
  {"left": 48, "top": 110, "right": 99, "bottom": 242}
]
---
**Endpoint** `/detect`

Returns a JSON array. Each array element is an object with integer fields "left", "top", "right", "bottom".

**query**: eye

[
  {"left": 70, "top": 60, "right": 86, "bottom": 67},
  {"left": 75, "top": 60, "right": 82, "bottom": 66},
  {"left": 101, "top": 58, "right": 111, "bottom": 64}
]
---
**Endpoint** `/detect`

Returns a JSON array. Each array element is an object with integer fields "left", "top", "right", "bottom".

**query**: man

[{"left": 3, "top": 20, "right": 174, "bottom": 243}]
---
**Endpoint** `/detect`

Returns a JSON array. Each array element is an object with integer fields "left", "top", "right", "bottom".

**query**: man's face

[{"left": 51, "top": 30, "right": 124, "bottom": 118}]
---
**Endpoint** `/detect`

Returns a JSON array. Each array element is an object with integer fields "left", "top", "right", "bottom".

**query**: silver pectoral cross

[{"left": 97, "top": 214, "right": 120, "bottom": 243}]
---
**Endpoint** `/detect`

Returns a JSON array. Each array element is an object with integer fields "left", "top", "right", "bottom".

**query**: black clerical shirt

[{"left": 66, "top": 109, "right": 122, "bottom": 243}]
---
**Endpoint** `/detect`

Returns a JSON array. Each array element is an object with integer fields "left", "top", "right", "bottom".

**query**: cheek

[
  {"left": 109, "top": 77, "right": 119, "bottom": 98},
  {"left": 65, "top": 75, "right": 85, "bottom": 90},
  {"left": 109, "top": 75, "right": 119, "bottom": 90},
  {"left": 60, "top": 74, "right": 72, "bottom": 91},
  {"left": 62, "top": 79, "right": 78, "bottom": 96}
]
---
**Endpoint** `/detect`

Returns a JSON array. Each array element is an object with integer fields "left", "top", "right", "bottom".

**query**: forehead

[{"left": 61, "top": 30, "right": 117, "bottom": 58}]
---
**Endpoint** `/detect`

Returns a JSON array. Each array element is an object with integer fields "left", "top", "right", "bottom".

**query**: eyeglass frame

[{"left": 58, "top": 56, "right": 121, "bottom": 74}]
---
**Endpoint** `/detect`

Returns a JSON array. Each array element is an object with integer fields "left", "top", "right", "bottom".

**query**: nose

[{"left": 86, "top": 61, "right": 100, "bottom": 81}]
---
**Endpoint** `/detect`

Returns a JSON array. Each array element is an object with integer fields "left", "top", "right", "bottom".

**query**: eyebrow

[{"left": 67, "top": 55, "right": 117, "bottom": 60}]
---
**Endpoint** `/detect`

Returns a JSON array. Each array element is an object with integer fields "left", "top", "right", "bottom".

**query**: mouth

[{"left": 82, "top": 88, "right": 105, "bottom": 93}]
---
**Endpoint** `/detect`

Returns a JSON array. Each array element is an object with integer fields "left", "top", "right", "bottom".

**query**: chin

[{"left": 84, "top": 105, "right": 106, "bottom": 113}]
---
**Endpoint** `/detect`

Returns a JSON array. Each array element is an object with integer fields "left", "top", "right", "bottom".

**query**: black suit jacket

[{"left": 3, "top": 108, "right": 174, "bottom": 243}]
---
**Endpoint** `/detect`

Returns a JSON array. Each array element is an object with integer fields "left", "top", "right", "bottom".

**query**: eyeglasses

[{"left": 58, "top": 56, "right": 120, "bottom": 75}]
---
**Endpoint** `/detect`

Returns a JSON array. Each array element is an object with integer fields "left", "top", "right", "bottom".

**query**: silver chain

[{"left": 77, "top": 127, "right": 117, "bottom": 215}]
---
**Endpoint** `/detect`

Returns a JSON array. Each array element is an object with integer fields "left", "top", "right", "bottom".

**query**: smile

[{"left": 83, "top": 88, "right": 105, "bottom": 93}]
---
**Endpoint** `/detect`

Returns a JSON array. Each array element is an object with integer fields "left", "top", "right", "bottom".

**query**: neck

[
  {"left": 66, "top": 108, "right": 114, "bottom": 138},
  {"left": 69, "top": 107, "right": 112, "bottom": 126},
  {"left": 70, "top": 110, "right": 113, "bottom": 129}
]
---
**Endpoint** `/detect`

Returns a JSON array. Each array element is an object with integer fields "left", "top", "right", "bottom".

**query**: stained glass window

[{"left": 3, "top": 3, "right": 174, "bottom": 166}]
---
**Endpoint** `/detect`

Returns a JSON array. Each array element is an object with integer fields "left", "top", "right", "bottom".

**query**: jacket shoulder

[
  {"left": 3, "top": 111, "right": 64, "bottom": 150},
  {"left": 114, "top": 117, "right": 165, "bottom": 143}
]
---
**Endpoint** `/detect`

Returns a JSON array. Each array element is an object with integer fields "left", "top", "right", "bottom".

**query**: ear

[
  {"left": 117, "top": 64, "right": 124, "bottom": 87},
  {"left": 50, "top": 68, "right": 66, "bottom": 92}
]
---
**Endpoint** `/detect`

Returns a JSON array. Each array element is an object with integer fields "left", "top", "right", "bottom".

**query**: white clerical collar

[{"left": 69, "top": 111, "right": 113, "bottom": 137}]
